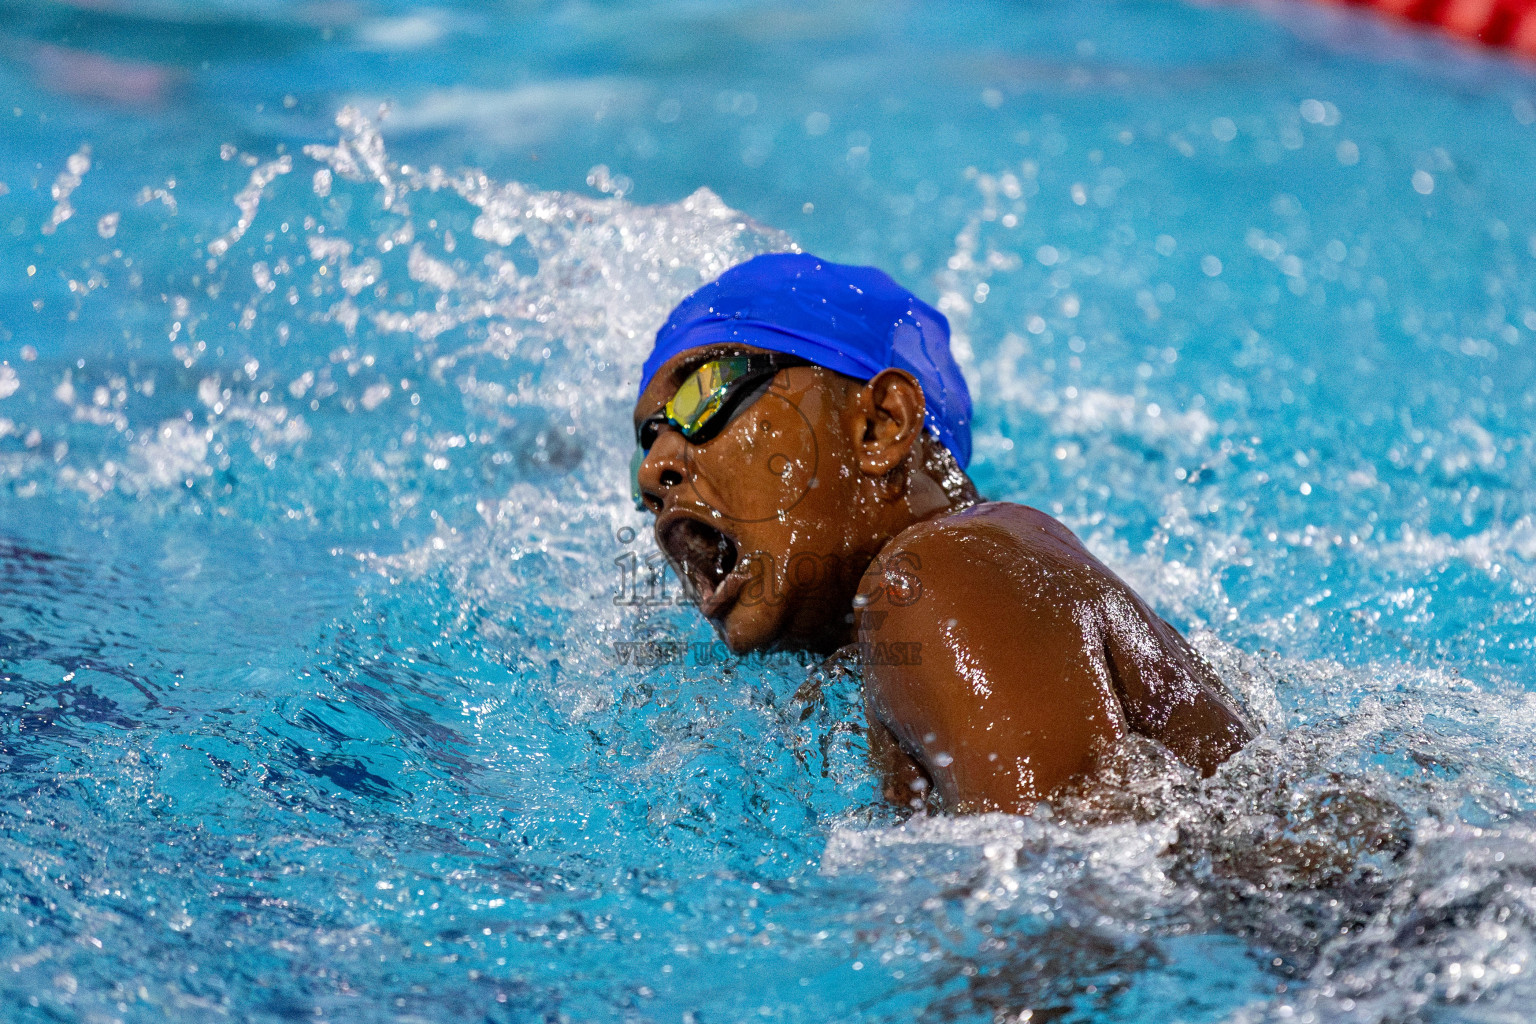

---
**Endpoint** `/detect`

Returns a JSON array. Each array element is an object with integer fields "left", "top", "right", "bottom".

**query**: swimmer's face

[{"left": 633, "top": 344, "right": 887, "bottom": 654}]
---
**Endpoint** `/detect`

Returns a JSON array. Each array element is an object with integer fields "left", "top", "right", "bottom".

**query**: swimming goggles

[{"left": 632, "top": 353, "right": 806, "bottom": 509}]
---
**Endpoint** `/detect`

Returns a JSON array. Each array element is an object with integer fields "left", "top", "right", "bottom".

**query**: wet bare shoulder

[
  {"left": 856, "top": 499, "right": 1253, "bottom": 801},
  {"left": 860, "top": 500, "right": 1102, "bottom": 596},
  {"left": 853, "top": 501, "right": 1135, "bottom": 811}
]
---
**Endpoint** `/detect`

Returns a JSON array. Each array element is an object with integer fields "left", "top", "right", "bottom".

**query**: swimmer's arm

[
  {"left": 1009, "top": 501, "right": 1254, "bottom": 773},
  {"left": 866, "top": 717, "right": 934, "bottom": 810},
  {"left": 1098, "top": 601, "right": 1254, "bottom": 776},
  {"left": 854, "top": 528, "right": 1128, "bottom": 814}
]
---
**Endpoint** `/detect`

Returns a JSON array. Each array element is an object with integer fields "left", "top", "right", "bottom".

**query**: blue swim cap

[{"left": 640, "top": 253, "right": 973, "bottom": 467}]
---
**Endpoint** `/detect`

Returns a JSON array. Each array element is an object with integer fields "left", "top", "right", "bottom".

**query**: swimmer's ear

[{"left": 848, "top": 368, "right": 926, "bottom": 478}]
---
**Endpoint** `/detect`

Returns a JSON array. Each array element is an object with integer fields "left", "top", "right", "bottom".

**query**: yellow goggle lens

[{"left": 664, "top": 356, "right": 752, "bottom": 437}]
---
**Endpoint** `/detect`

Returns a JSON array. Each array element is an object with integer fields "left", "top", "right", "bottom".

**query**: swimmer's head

[{"left": 632, "top": 253, "right": 977, "bottom": 654}]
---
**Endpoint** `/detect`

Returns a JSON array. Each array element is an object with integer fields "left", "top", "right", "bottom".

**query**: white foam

[
  {"left": 41, "top": 145, "right": 90, "bottom": 236},
  {"left": 207, "top": 155, "right": 292, "bottom": 259},
  {"left": 358, "top": 81, "right": 645, "bottom": 146}
]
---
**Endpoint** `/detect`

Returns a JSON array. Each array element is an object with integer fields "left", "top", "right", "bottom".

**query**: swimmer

[{"left": 632, "top": 253, "right": 1253, "bottom": 814}]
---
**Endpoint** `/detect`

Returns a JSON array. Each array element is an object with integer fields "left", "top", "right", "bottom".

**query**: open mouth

[{"left": 659, "top": 515, "right": 740, "bottom": 611}]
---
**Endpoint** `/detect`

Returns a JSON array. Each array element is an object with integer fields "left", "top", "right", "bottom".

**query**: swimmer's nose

[{"left": 636, "top": 427, "right": 687, "bottom": 514}]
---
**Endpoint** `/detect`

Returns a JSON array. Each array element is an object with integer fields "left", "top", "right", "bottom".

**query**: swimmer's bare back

[{"left": 856, "top": 501, "right": 1254, "bottom": 814}]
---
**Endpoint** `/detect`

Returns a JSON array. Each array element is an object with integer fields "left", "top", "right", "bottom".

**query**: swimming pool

[{"left": 3, "top": 0, "right": 1536, "bottom": 1020}]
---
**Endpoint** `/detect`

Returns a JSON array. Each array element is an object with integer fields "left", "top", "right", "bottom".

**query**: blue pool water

[{"left": 4, "top": 0, "right": 1536, "bottom": 1020}]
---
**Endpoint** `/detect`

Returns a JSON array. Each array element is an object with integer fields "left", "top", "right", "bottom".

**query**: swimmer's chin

[
  {"left": 687, "top": 555, "right": 809, "bottom": 655},
  {"left": 704, "top": 590, "right": 786, "bottom": 656}
]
